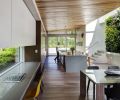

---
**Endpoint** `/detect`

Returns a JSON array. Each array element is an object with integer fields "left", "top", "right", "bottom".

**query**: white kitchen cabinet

[
  {"left": 12, "top": 0, "right": 36, "bottom": 47},
  {"left": 0, "top": 0, "right": 36, "bottom": 48},
  {"left": 0, "top": 0, "right": 12, "bottom": 48}
]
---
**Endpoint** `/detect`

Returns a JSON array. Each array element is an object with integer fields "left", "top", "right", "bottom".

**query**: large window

[
  {"left": 0, "top": 48, "right": 20, "bottom": 73},
  {"left": 48, "top": 36, "right": 75, "bottom": 55},
  {"left": 48, "top": 37, "right": 58, "bottom": 48},
  {"left": 58, "top": 37, "right": 66, "bottom": 48},
  {"left": 66, "top": 37, "right": 75, "bottom": 48}
]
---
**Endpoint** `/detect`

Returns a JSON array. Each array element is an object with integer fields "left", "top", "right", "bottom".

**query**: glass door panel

[
  {"left": 48, "top": 37, "right": 58, "bottom": 55},
  {"left": 58, "top": 37, "right": 66, "bottom": 52},
  {"left": 66, "top": 37, "right": 75, "bottom": 50}
]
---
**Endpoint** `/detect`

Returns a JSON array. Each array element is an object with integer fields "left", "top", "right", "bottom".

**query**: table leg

[
  {"left": 96, "top": 84, "right": 104, "bottom": 100},
  {"left": 80, "top": 71, "right": 86, "bottom": 98}
]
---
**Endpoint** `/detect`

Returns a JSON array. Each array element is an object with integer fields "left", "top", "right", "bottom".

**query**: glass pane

[
  {"left": 48, "top": 37, "right": 58, "bottom": 55},
  {"left": 66, "top": 37, "right": 75, "bottom": 49},
  {"left": 58, "top": 37, "right": 66, "bottom": 48},
  {"left": 0, "top": 48, "right": 20, "bottom": 73},
  {"left": 48, "top": 37, "right": 57, "bottom": 48},
  {"left": 48, "top": 36, "right": 76, "bottom": 55}
]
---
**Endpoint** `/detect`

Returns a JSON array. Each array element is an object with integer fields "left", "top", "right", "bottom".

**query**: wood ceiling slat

[
  {"left": 35, "top": 0, "right": 120, "bottom": 31},
  {"left": 37, "top": 1, "right": 120, "bottom": 8}
]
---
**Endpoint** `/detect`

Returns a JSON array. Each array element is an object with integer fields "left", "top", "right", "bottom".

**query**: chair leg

[
  {"left": 105, "top": 87, "right": 110, "bottom": 100},
  {"left": 93, "top": 83, "right": 95, "bottom": 100},
  {"left": 107, "top": 97, "right": 110, "bottom": 100},
  {"left": 41, "top": 80, "right": 44, "bottom": 93},
  {"left": 40, "top": 86, "right": 43, "bottom": 93},
  {"left": 41, "top": 81, "right": 44, "bottom": 87},
  {"left": 87, "top": 79, "right": 90, "bottom": 93}
]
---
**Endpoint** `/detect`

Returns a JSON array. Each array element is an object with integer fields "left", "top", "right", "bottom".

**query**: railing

[
  {"left": 87, "top": 56, "right": 96, "bottom": 66},
  {"left": 86, "top": 41, "right": 99, "bottom": 66}
]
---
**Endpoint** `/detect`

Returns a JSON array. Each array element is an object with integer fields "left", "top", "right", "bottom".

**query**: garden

[{"left": 0, "top": 48, "right": 16, "bottom": 71}]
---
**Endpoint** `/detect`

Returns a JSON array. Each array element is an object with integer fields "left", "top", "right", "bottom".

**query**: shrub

[
  {"left": 105, "top": 11, "right": 120, "bottom": 53},
  {"left": 0, "top": 48, "right": 16, "bottom": 69}
]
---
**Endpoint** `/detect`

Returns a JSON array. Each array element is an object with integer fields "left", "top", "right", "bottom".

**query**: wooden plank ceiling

[{"left": 36, "top": 0, "right": 120, "bottom": 32}]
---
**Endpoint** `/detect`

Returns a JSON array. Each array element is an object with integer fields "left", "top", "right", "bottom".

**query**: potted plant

[{"left": 70, "top": 47, "right": 75, "bottom": 55}]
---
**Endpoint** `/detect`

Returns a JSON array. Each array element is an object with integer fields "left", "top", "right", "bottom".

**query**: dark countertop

[{"left": 0, "top": 62, "right": 40, "bottom": 100}]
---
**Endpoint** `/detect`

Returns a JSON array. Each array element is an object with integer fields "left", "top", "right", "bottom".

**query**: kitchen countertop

[{"left": 0, "top": 62, "right": 40, "bottom": 100}]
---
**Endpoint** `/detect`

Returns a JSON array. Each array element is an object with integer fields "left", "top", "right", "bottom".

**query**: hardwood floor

[{"left": 39, "top": 56, "right": 93, "bottom": 100}]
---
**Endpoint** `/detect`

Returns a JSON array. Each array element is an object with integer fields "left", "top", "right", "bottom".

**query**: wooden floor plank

[{"left": 39, "top": 56, "right": 93, "bottom": 100}]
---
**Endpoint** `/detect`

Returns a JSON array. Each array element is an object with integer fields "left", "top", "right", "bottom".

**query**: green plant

[
  {"left": 105, "top": 10, "right": 120, "bottom": 53},
  {"left": 0, "top": 48, "right": 16, "bottom": 69},
  {"left": 70, "top": 47, "right": 75, "bottom": 55}
]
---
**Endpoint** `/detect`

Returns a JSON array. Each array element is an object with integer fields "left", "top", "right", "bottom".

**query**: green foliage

[
  {"left": 105, "top": 10, "right": 120, "bottom": 53},
  {"left": 0, "top": 48, "right": 16, "bottom": 68},
  {"left": 48, "top": 37, "right": 57, "bottom": 48},
  {"left": 70, "top": 47, "right": 75, "bottom": 55},
  {"left": 70, "top": 47, "right": 75, "bottom": 51},
  {"left": 48, "top": 37, "right": 75, "bottom": 48}
]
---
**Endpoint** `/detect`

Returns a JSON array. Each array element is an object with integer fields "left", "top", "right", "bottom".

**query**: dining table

[{"left": 80, "top": 69, "right": 120, "bottom": 100}]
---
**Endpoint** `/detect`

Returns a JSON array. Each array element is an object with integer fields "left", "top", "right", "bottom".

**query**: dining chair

[
  {"left": 105, "top": 83, "right": 120, "bottom": 100},
  {"left": 107, "top": 66, "right": 119, "bottom": 89},
  {"left": 105, "top": 66, "right": 119, "bottom": 100},
  {"left": 24, "top": 65, "right": 44, "bottom": 100},
  {"left": 24, "top": 77, "right": 43, "bottom": 100},
  {"left": 108, "top": 66, "right": 119, "bottom": 70}
]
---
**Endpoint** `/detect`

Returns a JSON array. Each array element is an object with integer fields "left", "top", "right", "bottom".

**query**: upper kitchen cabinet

[
  {"left": 12, "top": 0, "right": 36, "bottom": 47},
  {"left": 0, "top": 0, "right": 12, "bottom": 48},
  {"left": 0, "top": 0, "right": 36, "bottom": 48}
]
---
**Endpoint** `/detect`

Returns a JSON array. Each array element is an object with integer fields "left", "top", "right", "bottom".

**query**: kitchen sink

[{"left": 3, "top": 73, "right": 26, "bottom": 82}]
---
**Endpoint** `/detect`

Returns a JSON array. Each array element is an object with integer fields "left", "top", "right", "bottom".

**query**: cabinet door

[
  {"left": 0, "top": 0, "right": 12, "bottom": 48},
  {"left": 12, "top": 0, "right": 36, "bottom": 47}
]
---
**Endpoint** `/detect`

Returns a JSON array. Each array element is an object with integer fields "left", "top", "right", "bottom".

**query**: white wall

[
  {"left": 107, "top": 52, "right": 120, "bottom": 66},
  {"left": 88, "top": 20, "right": 106, "bottom": 56},
  {"left": 76, "top": 27, "right": 86, "bottom": 54}
]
